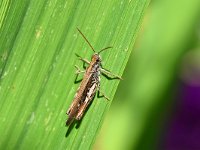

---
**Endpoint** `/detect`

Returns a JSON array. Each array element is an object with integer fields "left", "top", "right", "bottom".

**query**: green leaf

[{"left": 0, "top": 0, "right": 150, "bottom": 149}]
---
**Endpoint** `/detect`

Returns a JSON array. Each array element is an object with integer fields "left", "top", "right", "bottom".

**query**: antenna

[
  {"left": 77, "top": 28, "right": 95, "bottom": 53},
  {"left": 98, "top": 46, "right": 112, "bottom": 54}
]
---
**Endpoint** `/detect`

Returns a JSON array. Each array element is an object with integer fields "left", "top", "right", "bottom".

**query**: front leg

[
  {"left": 101, "top": 68, "right": 123, "bottom": 80},
  {"left": 75, "top": 54, "right": 90, "bottom": 64},
  {"left": 75, "top": 65, "right": 85, "bottom": 75},
  {"left": 74, "top": 65, "right": 85, "bottom": 83}
]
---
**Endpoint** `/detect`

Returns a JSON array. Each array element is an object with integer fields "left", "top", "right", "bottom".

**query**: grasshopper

[{"left": 66, "top": 28, "right": 122, "bottom": 126}]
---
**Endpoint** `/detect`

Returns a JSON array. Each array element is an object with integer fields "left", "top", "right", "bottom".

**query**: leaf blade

[{"left": 0, "top": 0, "right": 150, "bottom": 149}]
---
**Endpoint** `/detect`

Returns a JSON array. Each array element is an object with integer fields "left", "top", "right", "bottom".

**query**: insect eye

[{"left": 96, "top": 57, "right": 101, "bottom": 62}]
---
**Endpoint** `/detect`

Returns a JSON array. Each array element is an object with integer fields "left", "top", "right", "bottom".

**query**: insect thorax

[{"left": 91, "top": 61, "right": 101, "bottom": 81}]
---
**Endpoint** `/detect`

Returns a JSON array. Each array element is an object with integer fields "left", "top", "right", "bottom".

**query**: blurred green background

[{"left": 94, "top": 0, "right": 200, "bottom": 150}]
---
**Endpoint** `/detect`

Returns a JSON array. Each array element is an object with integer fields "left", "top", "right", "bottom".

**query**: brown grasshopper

[{"left": 66, "top": 28, "right": 122, "bottom": 126}]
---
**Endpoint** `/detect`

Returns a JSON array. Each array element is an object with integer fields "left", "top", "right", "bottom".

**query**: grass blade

[{"left": 0, "top": 0, "right": 150, "bottom": 149}]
